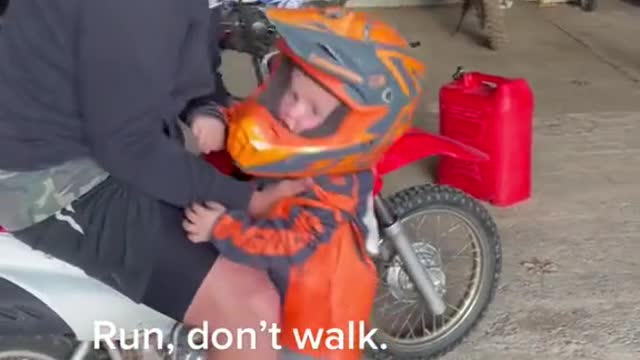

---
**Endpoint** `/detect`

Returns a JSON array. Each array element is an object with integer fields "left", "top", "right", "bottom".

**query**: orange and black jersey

[
  {"left": 210, "top": 170, "right": 377, "bottom": 293},
  {"left": 209, "top": 170, "right": 379, "bottom": 359}
]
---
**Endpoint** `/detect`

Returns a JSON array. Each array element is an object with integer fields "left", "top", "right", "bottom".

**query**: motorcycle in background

[
  {"left": 579, "top": 0, "right": 597, "bottom": 11},
  {"left": 455, "top": 0, "right": 508, "bottom": 51},
  {"left": 0, "top": 1, "right": 502, "bottom": 359}
]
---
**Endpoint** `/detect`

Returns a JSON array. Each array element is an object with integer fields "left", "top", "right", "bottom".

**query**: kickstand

[{"left": 453, "top": 0, "right": 471, "bottom": 35}]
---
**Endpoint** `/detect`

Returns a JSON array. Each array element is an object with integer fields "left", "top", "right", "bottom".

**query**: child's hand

[
  {"left": 191, "top": 114, "right": 226, "bottom": 154},
  {"left": 183, "top": 201, "right": 227, "bottom": 243}
]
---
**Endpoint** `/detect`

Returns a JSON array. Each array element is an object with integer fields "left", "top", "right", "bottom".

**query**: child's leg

[{"left": 184, "top": 256, "right": 281, "bottom": 360}]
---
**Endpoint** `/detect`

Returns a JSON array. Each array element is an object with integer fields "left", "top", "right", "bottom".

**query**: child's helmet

[{"left": 226, "top": 6, "right": 426, "bottom": 178}]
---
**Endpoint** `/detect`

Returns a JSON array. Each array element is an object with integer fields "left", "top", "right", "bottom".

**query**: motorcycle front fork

[{"left": 373, "top": 196, "right": 447, "bottom": 316}]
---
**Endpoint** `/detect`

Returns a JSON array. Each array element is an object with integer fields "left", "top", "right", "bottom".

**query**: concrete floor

[{"left": 220, "top": 1, "right": 640, "bottom": 359}]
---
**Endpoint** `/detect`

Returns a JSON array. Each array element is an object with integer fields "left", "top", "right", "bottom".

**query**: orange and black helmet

[{"left": 225, "top": 6, "right": 426, "bottom": 178}]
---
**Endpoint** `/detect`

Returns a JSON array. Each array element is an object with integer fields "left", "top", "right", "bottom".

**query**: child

[{"left": 183, "top": 7, "right": 426, "bottom": 359}]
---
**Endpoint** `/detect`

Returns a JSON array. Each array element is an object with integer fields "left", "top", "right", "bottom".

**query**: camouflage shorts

[{"left": 0, "top": 158, "right": 108, "bottom": 231}]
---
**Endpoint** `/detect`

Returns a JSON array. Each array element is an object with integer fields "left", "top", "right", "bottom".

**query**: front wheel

[{"left": 369, "top": 184, "right": 501, "bottom": 359}]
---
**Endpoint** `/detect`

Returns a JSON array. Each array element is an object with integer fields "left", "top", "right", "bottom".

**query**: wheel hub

[{"left": 385, "top": 242, "right": 447, "bottom": 302}]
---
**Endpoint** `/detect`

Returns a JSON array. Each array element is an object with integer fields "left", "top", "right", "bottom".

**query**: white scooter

[{"left": 0, "top": 230, "right": 191, "bottom": 360}]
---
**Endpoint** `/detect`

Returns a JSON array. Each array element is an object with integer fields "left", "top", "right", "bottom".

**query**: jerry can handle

[
  {"left": 467, "top": 72, "right": 510, "bottom": 89},
  {"left": 451, "top": 66, "right": 512, "bottom": 89}
]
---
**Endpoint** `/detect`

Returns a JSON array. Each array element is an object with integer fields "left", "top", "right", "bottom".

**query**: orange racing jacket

[{"left": 209, "top": 170, "right": 379, "bottom": 360}]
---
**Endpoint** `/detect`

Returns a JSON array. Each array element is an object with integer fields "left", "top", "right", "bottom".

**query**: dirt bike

[{"left": 0, "top": 2, "right": 501, "bottom": 359}]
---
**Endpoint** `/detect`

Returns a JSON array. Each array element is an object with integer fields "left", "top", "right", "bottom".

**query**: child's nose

[{"left": 284, "top": 101, "right": 307, "bottom": 131}]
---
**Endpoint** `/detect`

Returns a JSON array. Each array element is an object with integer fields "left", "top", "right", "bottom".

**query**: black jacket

[{"left": 0, "top": 0, "right": 252, "bottom": 209}]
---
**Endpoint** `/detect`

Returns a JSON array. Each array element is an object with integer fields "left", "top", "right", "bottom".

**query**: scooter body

[{"left": 0, "top": 231, "right": 176, "bottom": 342}]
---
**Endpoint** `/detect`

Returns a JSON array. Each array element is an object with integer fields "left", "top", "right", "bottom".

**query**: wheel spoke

[
  {"left": 439, "top": 222, "right": 461, "bottom": 240},
  {"left": 445, "top": 270, "right": 476, "bottom": 286},
  {"left": 446, "top": 302, "right": 462, "bottom": 313},
  {"left": 400, "top": 304, "right": 420, "bottom": 338},
  {"left": 387, "top": 302, "right": 416, "bottom": 332},
  {"left": 420, "top": 307, "right": 432, "bottom": 336}
]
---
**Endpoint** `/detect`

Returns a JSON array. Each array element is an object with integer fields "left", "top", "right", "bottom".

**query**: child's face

[{"left": 277, "top": 68, "right": 340, "bottom": 134}]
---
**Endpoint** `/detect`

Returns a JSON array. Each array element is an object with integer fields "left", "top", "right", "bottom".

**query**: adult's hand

[{"left": 248, "top": 178, "right": 312, "bottom": 217}]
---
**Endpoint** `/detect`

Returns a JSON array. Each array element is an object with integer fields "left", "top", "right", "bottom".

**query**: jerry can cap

[{"left": 452, "top": 66, "right": 465, "bottom": 80}]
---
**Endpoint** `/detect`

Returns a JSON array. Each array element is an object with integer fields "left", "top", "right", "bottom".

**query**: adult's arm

[
  {"left": 180, "top": 4, "right": 232, "bottom": 126},
  {"left": 77, "top": 0, "right": 252, "bottom": 209}
]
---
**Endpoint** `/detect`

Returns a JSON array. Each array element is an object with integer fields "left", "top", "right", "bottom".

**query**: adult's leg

[
  {"left": 13, "top": 176, "right": 281, "bottom": 360},
  {"left": 141, "top": 199, "right": 281, "bottom": 360}
]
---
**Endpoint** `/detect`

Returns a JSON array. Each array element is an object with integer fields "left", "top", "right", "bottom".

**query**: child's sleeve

[{"left": 209, "top": 194, "right": 343, "bottom": 270}]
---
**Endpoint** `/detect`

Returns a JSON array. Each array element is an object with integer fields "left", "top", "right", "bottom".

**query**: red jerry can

[{"left": 437, "top": 71, "right": 534, "bottom": 206}]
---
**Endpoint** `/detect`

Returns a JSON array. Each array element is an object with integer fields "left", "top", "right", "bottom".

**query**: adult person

[{"left": 0, "top": 1, "right": 305, "bottom": 359}]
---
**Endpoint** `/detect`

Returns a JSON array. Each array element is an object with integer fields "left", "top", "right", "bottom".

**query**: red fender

[{"left": 373, "top": 127, "right": 488, "bottom": 195}]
